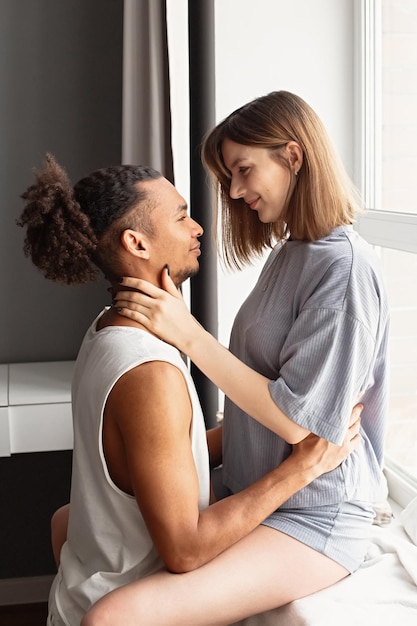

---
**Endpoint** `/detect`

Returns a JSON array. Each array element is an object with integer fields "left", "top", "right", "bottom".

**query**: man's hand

[{"left": 291, "top": 403, "right": 362, "bottom": 477}]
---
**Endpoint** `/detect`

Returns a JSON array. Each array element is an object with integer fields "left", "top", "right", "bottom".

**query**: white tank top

[{"left": 50, "top": 310, "right": 210, "bottom": 625}]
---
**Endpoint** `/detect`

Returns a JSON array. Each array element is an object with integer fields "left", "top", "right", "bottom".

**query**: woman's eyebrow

[{"left": 229, "top": 157, "right": 247, "bottom": 170}]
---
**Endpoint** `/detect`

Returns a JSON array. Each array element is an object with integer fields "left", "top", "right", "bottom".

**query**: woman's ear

[
  {"left": 120, "top": 229, "right": 150, "bottom": 259},
  {"left": 286, "top": 141, "right": 303, "bottom": 175}
]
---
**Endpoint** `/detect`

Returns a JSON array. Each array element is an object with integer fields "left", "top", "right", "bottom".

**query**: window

[{"left": 355, "top": 0, "right": 417, "bottom": 493}]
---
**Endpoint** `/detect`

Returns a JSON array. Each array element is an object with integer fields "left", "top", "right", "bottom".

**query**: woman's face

[{"left": 221, "top": 138, "right": 299, "bottom": 224}]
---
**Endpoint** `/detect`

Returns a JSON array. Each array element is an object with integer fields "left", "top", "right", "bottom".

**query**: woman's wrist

[{"left": 180, "top": 317, "right": 209, "bottom": 356}]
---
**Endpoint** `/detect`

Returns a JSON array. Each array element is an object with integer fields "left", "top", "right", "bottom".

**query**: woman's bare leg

[{"left": 81, "top": 525, "right": 349, "bottom": 626}]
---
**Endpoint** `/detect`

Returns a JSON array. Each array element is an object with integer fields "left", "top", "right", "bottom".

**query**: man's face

[{"left": 143, "top": 178, "right": 203, "bottom": 287}]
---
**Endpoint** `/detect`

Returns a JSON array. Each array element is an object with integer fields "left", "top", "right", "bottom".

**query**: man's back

[{"left": 49, "top": 309, "right": 210, "bottom": 624}]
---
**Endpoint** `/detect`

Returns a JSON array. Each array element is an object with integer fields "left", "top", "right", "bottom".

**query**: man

[{"left": 18, "top": 156, "right": 360, "bottom": 626}]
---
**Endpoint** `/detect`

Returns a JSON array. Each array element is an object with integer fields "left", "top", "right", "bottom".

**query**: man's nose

[{"left": 192, "top": 219, "right": 203, "bottom": 237}]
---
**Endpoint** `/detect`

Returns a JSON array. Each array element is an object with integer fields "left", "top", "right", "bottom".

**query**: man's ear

[
  {"left": 120, "top": 229, "right": 150, "bottom": 259},
  {"left": 285, "top": 141, "right": 303, "bottom": 174}
]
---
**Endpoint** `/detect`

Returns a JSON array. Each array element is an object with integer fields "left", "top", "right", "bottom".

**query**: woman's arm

[{"left": 114, "top": 271, "right": 309, "bottom": 443}]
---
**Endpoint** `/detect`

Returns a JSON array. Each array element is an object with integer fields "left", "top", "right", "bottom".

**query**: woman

[{"left": 84, "top": 91, "right": 389, "bottom": 625}]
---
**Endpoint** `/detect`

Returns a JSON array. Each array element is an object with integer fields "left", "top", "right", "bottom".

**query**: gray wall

[
  {"left": 0, "top": 0, "right": 123, "bottom": 587},
  {"left": 0, "top": 0, "right": 123, "bottom": 364}
]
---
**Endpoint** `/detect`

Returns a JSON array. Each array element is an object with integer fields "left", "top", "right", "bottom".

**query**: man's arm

[
  {"left": 206, "top": 425, "right": 222, "bottom": 469},
  {"left": 106, "top": 362, "right": 361, "bottom": 574}
]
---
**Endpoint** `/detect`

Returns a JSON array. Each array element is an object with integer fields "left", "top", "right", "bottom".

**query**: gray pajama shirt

[{"left": 222, "top": 226, "right": 390, "bottom": 571}]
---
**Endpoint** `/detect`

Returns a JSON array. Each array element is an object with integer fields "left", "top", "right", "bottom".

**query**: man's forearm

[{"left": 176, "top": 454, "right": 317, "bottom": 572}]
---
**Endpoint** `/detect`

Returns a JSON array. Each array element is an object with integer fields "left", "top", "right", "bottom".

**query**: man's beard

[{"left": 173, "top": 263, "right": 200, "bottom": 288}]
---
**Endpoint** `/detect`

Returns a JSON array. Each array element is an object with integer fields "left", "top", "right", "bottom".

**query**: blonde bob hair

[{"left": 202, "top": 90, "right": 362, "bottom": 269}]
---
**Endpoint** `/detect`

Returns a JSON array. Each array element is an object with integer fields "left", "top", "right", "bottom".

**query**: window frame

[
  {"left": 354, "top": 0, "right": 417, "bottom": 506},
  {"left": 354, "top": 0, "right": 417, "bottom": 250}
]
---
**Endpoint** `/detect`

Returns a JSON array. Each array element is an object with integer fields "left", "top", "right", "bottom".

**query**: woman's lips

[{"left": 247, "top": 197, "right": 260, "bottom": 210}]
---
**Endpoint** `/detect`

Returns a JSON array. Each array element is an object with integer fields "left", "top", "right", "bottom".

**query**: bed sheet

[{"left": 232, "top": 498, "right": 417, "bottom": 626}]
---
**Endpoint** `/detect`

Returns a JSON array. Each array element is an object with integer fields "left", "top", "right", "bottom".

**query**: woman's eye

[{"left": 239, "top": 167, "right": 249, "bottom": 175}]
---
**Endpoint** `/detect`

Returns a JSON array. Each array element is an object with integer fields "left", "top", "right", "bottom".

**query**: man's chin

[{"left": 173, "top": 264, "right": 200, "bottom": 288}]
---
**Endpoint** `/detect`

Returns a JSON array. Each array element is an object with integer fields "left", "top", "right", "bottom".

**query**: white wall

[
  {"left": 168, "top": 0, "right": 355, "bottom": 408},
  {"left": 215, "top": 1, "right": 355, "bottom": 394}
]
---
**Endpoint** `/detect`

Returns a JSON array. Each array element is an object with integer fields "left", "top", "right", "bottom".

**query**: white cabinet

[
  {"left": 0, "top": 361, "right": 74, "bottom": 456},
  {"left": 0, "top": 364, "right": 10, "bottom": 456}
]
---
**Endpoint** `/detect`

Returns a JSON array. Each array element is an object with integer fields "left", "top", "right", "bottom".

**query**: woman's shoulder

[
  {"left": 290, "top": 225, "right": 377, "bottom": 269},
  {"left": 286, "top": 226, "right": 354, "bottom": 274},
  {"left": 285, "top": 226, "right": 385, "bottom": 304}
]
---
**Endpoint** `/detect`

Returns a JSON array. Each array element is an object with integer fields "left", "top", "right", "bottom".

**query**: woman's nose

[{"left": 229, "top": 178, "right": 244, "bottom": 200}]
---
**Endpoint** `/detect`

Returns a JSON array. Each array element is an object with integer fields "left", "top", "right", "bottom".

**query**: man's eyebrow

[{"left": 174, "top": 203, "right": 188, "bottom": 215}]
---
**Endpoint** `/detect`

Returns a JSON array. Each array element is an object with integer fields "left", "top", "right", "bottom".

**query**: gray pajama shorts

[
  {"left": 263, "top": 500, "right": 375, "bottom": 572},
  {"left": 212, "top": 467, "right": 374, "bottom": 572}
]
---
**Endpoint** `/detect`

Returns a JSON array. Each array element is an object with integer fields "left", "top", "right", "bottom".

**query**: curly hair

[
  {"left": 17, "top": 154, "right": 161, "bottom": 284},
  {"left": 202, "top": 90, "right": 363, "bottom": 269}
]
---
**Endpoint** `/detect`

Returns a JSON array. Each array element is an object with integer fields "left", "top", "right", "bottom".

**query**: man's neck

[
  {"left": 97, "top": 306, "right": 148, "bottom": 332},
  {"left": 98, "top": 278, "right": 153, "bottom": 333}
]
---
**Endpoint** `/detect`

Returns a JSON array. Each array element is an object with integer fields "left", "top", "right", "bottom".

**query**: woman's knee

[
  {"left": 81, "top": 580, "right": 166, "bottom": 626},
  {"left": 80, "top": 604, "right": 109, "bottom": 626},
  {"left": 81, "top": 590, "right": 143, "bottom": 626}
]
